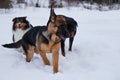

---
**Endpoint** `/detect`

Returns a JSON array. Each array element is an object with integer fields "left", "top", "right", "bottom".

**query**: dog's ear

[
  {"left": 22, "top": 16, "right": 27, "bottom": 20},
  {"left": 50, "top": 6, "right": 56, "bottom": 17},
  {"left": 12, "top": 17, "right": 17, "bottom": 22},
  {"left": 47, "top": 6, "right": 56, "bottom": 26},
  {"left": 50, "top": 6, "right": 56, "bottom": 23}
]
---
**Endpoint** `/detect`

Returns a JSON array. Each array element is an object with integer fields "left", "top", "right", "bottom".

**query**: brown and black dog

[
  {"left": 2, "top": 7, "right": 69, "bottom": 73},
  {"left": 47, "top": 10, "right": 78, "bottom": 56}
]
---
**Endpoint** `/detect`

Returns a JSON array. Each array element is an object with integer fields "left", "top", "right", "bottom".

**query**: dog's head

[
  {"left": 47, "top": 7, "right": 69, "bottom": 40},
  {"left": 12, "top": 16, "right": 29, "bottom": 31}
]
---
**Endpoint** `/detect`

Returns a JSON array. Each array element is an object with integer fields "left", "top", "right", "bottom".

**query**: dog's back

[
  {"left": 22, "top": 26, "right": 47, "bottom": 46},
  {"left": 2, "top": 26, "right": 47, "bottom": 49},
  {"left": 64, "top": 16, "right": 78, "bottom": 33}
]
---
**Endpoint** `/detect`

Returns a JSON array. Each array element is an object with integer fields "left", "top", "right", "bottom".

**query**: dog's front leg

[{"left": 52, "top": 43, "right": 60, "bottom": 73}]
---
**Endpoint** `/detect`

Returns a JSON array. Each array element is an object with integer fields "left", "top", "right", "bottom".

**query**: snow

[{"left": 0, "top": 7, "right": 120, "bottom": 80}]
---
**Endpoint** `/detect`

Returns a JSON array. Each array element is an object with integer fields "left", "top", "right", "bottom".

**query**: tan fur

[
  {"left": 35, "top": 36, "right": 60, "bottom": 73},
  {"left": 36, "top": 23, "right": 61, "bottom": 73},
  {"left": 70, "top": 32, "right": 75, "bottom": 38},
  {"left": 26, "top": 45, "right": 34, "bottom": 62},
  {"left": 15, "top": 24, "right": 18, "bottom": 29},
  {"left": 21, "top": 23, "right": 27, "bottom": 30},
  {"left": 26, "top": 35, "right": 60, "bottom": 70},
  {"left": 52, "top": 42, "right": 60, "bottom": 73},
  {"left": 48, "top": 22, "right": 58, "bottom": 34},
  {"left": 56, "top": 16, "right": 66, "bottom": 26},
  {"left": 15, "top": 23, "right": 27, "bottom": 30},
  {"left": 25, "top": 9, "right": 66, "bottom": 73},
  {"left": 25, "top": 21, "right": 61, "bottom": 73}
]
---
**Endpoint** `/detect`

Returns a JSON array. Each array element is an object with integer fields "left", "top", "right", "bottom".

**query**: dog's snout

[{"left": 18, "top": 23, "right": 21, "bottom": 28}]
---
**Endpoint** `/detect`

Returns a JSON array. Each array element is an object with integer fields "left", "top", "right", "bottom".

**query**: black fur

[
  {"left": 2, "top": 40, "right": 22, "bottom": 48},
  {"left": 22, "top": 26, "right": 47, "bottom": 46},
  {"left": 2, "top": 26, "right": 47, "bottom": 48},
  {"left": 61, "top": 16, "right": 78, "bottom": 56}
]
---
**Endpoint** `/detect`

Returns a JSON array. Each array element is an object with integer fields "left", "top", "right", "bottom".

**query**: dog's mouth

[
  {"left": 61, "top": 35, "right": 66, "bottom": 40},
  {"left": 58, "top": 35, "right": 66, "bottom": 40},
  {"left": 56, "top": 29, "right": 69, "bottom": 40},
  {"left": 57, "top": 33, "right": 69, "bottom": 41}
]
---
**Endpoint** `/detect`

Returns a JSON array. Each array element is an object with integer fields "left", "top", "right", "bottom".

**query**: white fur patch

[{"left": 13, "top": 28, "right": 31, "bottom": 42}]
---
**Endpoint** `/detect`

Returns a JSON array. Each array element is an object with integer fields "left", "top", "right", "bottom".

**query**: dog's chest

[
  {"left": 36, "top": 42, "right": 53, "bottom": 53},
  {"left": 13, "top": 28, "right": 30, "bottom": 42}
]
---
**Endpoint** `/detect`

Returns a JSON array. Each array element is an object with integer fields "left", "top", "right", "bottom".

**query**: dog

[
  {"left": 11, "top": 16, "right": 33, "bottom": 52},
  {"left": 12, "top": 16, "right": 33, "bottom": 42},
  {"left": 2, "top": 7, "right": 69, "bottom": 73},
  {"left": 47, "top": 12, "right": 78, "bottom": 56}
]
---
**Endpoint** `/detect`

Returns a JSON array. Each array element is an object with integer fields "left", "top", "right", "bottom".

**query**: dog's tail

[{"left": 2, "top": 39, "right": 22, "bottom": 48}]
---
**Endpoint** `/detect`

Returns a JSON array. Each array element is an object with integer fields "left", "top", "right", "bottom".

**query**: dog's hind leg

[
  {"left": 68, "top": 37, "right": 74, "bottom": 51},
  {"left": 68, "top": 31, "right": 76, "bottom": 51},
  {"left": 23, "top": 45, "right": 34, "bottom": 62},
  {"left": 26, "top": 46, "right": 34, "bottom": 62}
]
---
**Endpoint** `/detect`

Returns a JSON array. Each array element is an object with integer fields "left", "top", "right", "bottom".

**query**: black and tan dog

[
  {"left": 47, "top": 12, "right": 78, "bottom": 56},
  {"left": 2, "top": 7, "right": 69, "bottom": 73}
]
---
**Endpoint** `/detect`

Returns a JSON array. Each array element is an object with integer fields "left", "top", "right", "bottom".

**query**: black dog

[{"left": 47, "top": 13, "right": 78, "bottom": 56}]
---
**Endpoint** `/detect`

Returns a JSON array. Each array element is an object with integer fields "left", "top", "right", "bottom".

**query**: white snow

[{"left": 0, "top": 7, "right": 120, "bottom": 80}]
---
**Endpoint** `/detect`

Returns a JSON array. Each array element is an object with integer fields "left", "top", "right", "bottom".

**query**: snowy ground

[{"left": 0, "top": 7, "right": 120, "bottom": 80}]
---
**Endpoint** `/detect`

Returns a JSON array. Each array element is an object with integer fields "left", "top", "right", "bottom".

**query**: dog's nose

[{"left": 18, "top": 24, "right": 21, "bottom": 28}]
